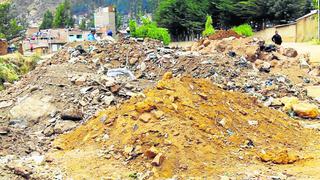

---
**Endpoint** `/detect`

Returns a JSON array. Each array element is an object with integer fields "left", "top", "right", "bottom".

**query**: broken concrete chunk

[
  {"left": 0, "top": 126, "right": 10, "bottom": 135},
  {"left": 151, "top": 153, "right": 165, "bottom": 166},
  {"left": 54, "top": 121, "right": 77, "bottom": 134},
  {"left": 144, "top": 146, "right": 159, "bottom": 159},
  {"left": 75, "top": 76, "right": 87, "bottom": 86},
  {"left": 292, "top": 103, "right": 319, "bottom": 119},
  {"left": 139, "top": 113, "right": 153, "bottom": 123},
  {"left": 61, "top": 109, "right": 83, "bottom": 121}
]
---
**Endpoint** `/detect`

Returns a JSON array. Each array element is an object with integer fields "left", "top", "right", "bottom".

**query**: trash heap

[
  {"left": 54, "top": 73, "right": 319, "bottom": 179},
  {"left": 2, "top": 36, "right": 320, "bottom": 178}
]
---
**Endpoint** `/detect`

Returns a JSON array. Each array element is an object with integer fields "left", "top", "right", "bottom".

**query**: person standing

[
  {"left": 88, "top": 29, "right": 97, "bottom": 41},
  {"left": 272, "top": 31, "right": 282, "bottom": 45}
]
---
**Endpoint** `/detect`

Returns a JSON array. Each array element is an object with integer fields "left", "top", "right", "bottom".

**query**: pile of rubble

[
  {"left": 1, "top": 36, "right": 320, "bottom": 178},
  {"left": 53, "top": 74, "right": 320, "bottom": 179}
]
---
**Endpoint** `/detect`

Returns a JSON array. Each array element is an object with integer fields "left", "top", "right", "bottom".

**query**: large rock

[
  {"left": 54, "top": 121, "right": 77, "bottom": 134},
  {"left": 10, "top": 96, "right": 56, "bottom": 122},
  {"left": 292, "top": 103, "right": 319, "bottom": 119},
  {"left": 283, "top": 48, "right": 298, "bottom": 58}
]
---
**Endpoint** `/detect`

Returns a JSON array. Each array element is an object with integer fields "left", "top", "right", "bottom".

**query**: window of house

[{"left": 77, "top": 35, "right": 82, "bottom": 39}]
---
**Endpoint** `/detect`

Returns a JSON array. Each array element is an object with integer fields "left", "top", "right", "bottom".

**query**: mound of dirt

[
  {"left": 208, "top": 30, "right": 242, "bottom": 40},
  {"left": 53, "top": 73, "right": 318, "bottom": 179}
]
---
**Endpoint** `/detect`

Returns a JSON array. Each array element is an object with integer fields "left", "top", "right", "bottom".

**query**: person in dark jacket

[{"left": 272, "top": 31, "right": 282, "bottom": 45}]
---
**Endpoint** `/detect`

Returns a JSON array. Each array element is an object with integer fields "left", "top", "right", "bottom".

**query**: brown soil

[
  {"left": 208, "top": 30, "right": 241, "bottom": 40},
  {"left": 52, "top": 74, "right": 320, "bottom": 179}
]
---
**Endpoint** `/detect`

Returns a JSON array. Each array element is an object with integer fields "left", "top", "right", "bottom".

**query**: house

[
  {"left": 68, "top": 29, "right": 85, "bottom": 42},
  {"left": 26, "top": 27, "right": 40, "bottom": 38},
  {"left": 94, "top": 6, "right": 116, "bottom": 36},
  {"left": 23, "top": 28, "right": 92, "bottom": 55},
  {"left": 0, "top": 39, "right": 8, "bottom": 56}
]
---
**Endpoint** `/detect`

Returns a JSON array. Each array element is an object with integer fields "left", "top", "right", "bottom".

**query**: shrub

[
  {"left": 311, "top": 38, "right": 320, "bottom": 45},
  {"left": 232, "top": 24, "right": 254, "bottom": 37},
  {"left": 129, "top": 19, "right": 138, "bottom": 37},
  {"left": 0, "top": 53, "right": 41, "bottom": 90},
  {"left": 129, "top": 18, "right": 171, "bottom": 45},
  {"left": 202, "top": 15, "right": 215, "bottom": 37}
]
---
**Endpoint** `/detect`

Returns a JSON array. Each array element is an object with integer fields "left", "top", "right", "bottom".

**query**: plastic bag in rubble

[{"left": 107, "top": 68, "right": 136, "bottom": 80}]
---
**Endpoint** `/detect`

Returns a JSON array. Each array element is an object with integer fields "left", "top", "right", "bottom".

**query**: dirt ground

[{"left": 282, "top": 42, "right": 320, "bottom": 65}]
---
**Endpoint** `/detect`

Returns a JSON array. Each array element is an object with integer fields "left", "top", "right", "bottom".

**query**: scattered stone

[
  {"left": 140, "top": 62, "right": 147, "bottom": 71},
  {"left": 283, "top": 48, "right": 298, "bottom": 58},
  {"left": 248, "top": 120, "right": 259, "bottom": 126},
  {"left": 61, "top": 109, "right": 83, "bottom": 121},
  {"left": 0, "top": 100, "right": 13, "bottom": 109},
  {"left": 144, "top": 146, "right": 159, "bottom": 159},
  {"left": 75, "top": 76, "right": 87, "bottom": 85},
  {"left": 10, "top": 96, "right": 56, "bottom": 122},
  {"left": 54, "top": 121, "right": 77, "bottom": 134},
  {"left": 110, "top": 84, "right": 121, "bottom": 93},
  {"left": 103, "top": 95, "right": 115, "bottom": 106},
  {"left": 152, "top": 110, "right": 164, "bottom": 119},
  {"left": 0, "top": 126, "right": 10, "bottom": 135},
  {"left": 139, "top": 113, "right": 153, "bottom": 123},
  {"left": 151, "top": 153, "right": 165, "bottom": 166},
  {"left": 292, "top": 103, "right": 319, "bottom": 119}
]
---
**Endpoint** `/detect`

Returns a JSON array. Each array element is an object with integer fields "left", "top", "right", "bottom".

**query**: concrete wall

[
  {"left": 254, "top": 27, "right": 276, "bottom": 43},
  {"left": 255, "top": 12, "right": 318, "bottom": 43},
  {"left": 296, "top": 14, "right": 318, "bottom": 42}
]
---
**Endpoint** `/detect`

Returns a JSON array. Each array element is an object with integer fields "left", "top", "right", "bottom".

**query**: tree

[
  {"left": 40, "top": 10, "right": 54, "bottom": 29},
  {"left": 52, "top": 0, "right": 74, "bottom": 28},
  {"left": 0, "top": 2, "right": 24, "bottom": 40},
  {"left": 202, "top": 15, "right": 215, "bottom": 37},
  {"left": 155, "top": 0, "right": 209, "bottom": 38},
  {"left": 271, "top": 0, "right": 302, "bottom": 23},
  {"left": 79, "top": 19, "right": 86, "bottom": 30},
  {"left": 304, "top": 0, "right": 314, "bottom": 14}
]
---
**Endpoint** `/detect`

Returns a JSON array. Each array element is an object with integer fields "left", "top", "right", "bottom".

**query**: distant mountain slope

[{"left": 9, "top": 0, "right": 157, "bottom": 26}]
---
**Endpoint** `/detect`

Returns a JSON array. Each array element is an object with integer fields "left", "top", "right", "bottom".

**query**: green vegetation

[
  {"left": 0, "top": 54, "right": 40, "bottom": 90},
  {"left": 52, "top": 0, "right": 74, "bottom": 28},
  {"left": 232, "top": 24, "right": 254, "bottom": 37},
  {"left": 40, "top": 10, "right": 54, "bottom": 30},
  {"left": 155, "top": 0, "right": 316, "bottom": 39},
  {"left": 0, "top": 2, "right": 24, "bottom": 40},
  {"left": 311, "top": 39, "right": 320, "bottom": 45},
  {"left": 79, "top": 19, "right": 87, "bottom": 30},
  {"left": 130, "top": 18, "right": 171, "bottom": 45},
  {"left": 202, "top": 15, "right": 215, "bottom": 37}
]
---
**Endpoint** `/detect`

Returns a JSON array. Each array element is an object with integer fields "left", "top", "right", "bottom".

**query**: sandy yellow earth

[{"left": 51, "top": 73, "right": 320, "bottom": 179}]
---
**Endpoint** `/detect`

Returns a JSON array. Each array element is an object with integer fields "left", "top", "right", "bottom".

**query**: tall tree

[
  {"left": 79, "top": 19, "right": 86, "bottom": 30},
  {"left": 155, "top": 0, "right": 209, "bottom": 38},
  {"left": 0, "top": 2, "right": 24, "bottom": 40},
  {"left": 40, "top": 10, "right": 54, "bottom": 30},
  {"left": 53, "top": 0, "right": 74, "bottom": 28}
]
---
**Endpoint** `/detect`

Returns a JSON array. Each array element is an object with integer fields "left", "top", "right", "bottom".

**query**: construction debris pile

[
  {"left": 1, "top": 34, "right": 320, "bottom": 179},
  {"left": 54, "top": 74, "right": 319, "bottom": 179}
]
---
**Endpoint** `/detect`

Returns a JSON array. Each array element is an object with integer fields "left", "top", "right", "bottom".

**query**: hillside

[{"left": 9, "top": 0, "right": 156, "bottom": 26}]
